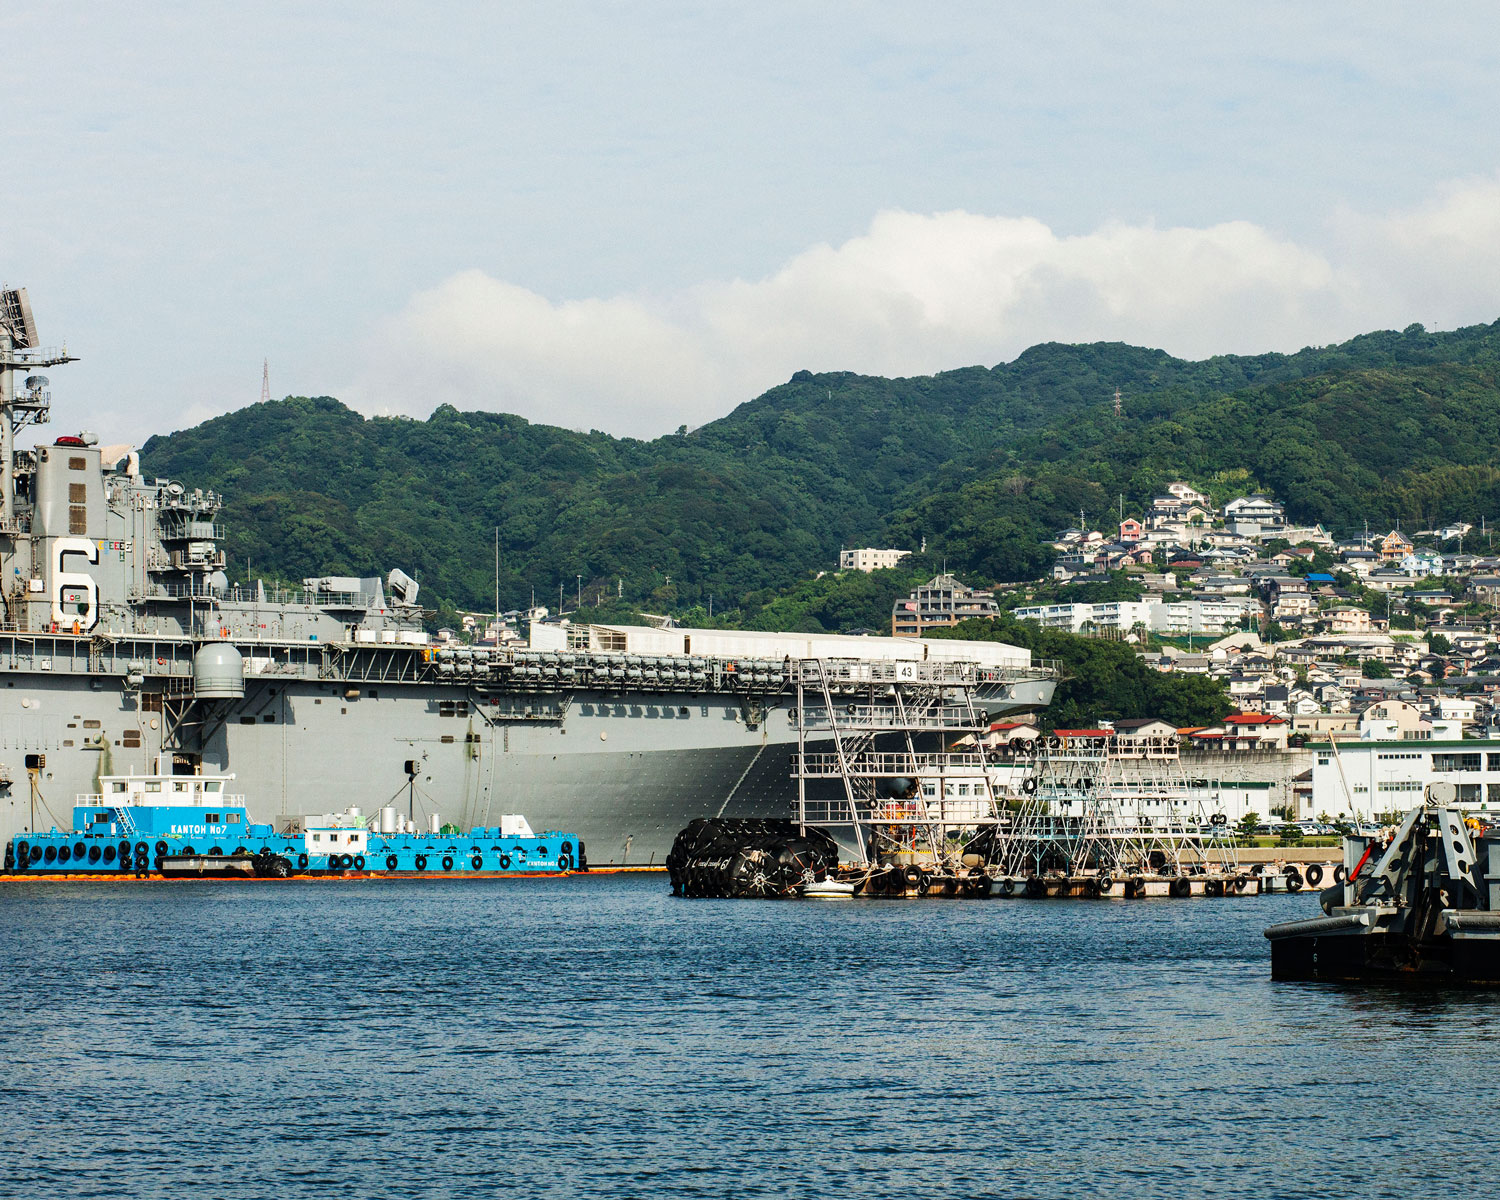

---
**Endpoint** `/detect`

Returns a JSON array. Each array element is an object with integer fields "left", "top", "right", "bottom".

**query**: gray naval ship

[{"left": 0, "top": 287, "right": 1055, "bottom": 866}]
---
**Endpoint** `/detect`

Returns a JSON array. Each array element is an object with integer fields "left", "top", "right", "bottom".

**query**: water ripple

[{"left": 3, "top": 878, "right": 1497, "bottom": 1198}]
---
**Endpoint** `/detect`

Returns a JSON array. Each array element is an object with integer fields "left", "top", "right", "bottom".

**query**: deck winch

[{"left": 1266, "top": 783, "right": 1500, "bottom": 984}]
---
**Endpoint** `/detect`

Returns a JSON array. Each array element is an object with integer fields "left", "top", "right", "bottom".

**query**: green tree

[
  {"left": 1237, "top": 812, "right": 1263, "bottom": 839},
  {"left": 1361, "top": 658, "right": 1393, "bottom": 678}
]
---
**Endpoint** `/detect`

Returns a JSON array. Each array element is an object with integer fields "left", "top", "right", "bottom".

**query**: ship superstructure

[{"left": 0, "top": 288, "right": 1056, "bottom": 864}]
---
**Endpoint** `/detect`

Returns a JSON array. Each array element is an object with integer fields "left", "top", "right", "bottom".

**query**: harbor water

[{"left": 3, "top": 876, "right": 1496, "bottom": 1198}]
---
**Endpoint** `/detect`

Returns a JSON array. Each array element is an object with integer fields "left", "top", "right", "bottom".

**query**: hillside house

[
  {"left": 1166, "top": 482, "right": 1212, "bottom": 506},
  {"left": 1222, "top": 712, "right": 1290, "bottom": 750},
  {"left": 1110, "top": 718, "right": 1180, "bottom": 759},
  {"left": 1379, "top": 530, "right": 1414, "bottom": 562},
  {"left": 891, "top": 574, "right": 999, "bottom": 638},
  {"left": 1324, "top": 607, "right": 1373, "bottom": 635},
  {"left": 1398, "top": 549, "right": 1444, "bottom": 578}
]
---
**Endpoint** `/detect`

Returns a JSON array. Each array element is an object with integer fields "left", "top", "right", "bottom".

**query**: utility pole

[{"left": 577, "top": 574, "right": 583, "bottom": 609}]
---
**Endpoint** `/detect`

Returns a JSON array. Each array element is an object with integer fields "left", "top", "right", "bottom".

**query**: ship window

[
  {"left": 111, "top": 782, "right": 126, "bottom": 793},
  {"left": 69, "top": 483, "right": 87, "bottom": 503},
  {"left": 262, "top": 714, "right": 274, "bottom": 723},
  {"left": 68, "top": 456, "right": 86, "bottom": 471},
  {"left": 313, "top": 833, "right": 321, "bottom": 842},
  {"left": 205, "top": 781, "right": 221, "bottom": 793},
  {"left": 69, "top": 506, "right": 87, "bottom": 534},
  {"left": 227, "top": 813, "right": 240, "bottom": 823},
  {"left": 83, "top": 719, "right": 101, "bottom": 729},
  {"left": 141, "top": 693, "right": 163, "bottom": 713},
  {"left": 206, "top": 813, "right": 219, "bottom": 823},
  {"left": 240, "top": 716, "right": 256, "bottom": 724},
  {"left": 145, "top": 782, "right": 160, "bottom": 792},
  {"left": 174, "top": 782, "right": 187, "bottom": 792},
  {"left": 441, "top": 735, "right": 455, "bottom": 744}
]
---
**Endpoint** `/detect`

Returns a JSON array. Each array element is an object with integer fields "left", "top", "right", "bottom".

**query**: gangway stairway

[{"left": 791, "top": 657, "right": 1002, "bottom": 867}]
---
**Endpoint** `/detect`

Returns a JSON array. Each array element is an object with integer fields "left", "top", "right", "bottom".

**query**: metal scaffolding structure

[
  {"left": 793, "top": 677, "right": 1240, "bottom": 877},
  {"left": 791, "top": 657, "right": 1001, "bottom": 867},
  {"left": 986, "top": 735, "right": 1238, "bottom": 877}
]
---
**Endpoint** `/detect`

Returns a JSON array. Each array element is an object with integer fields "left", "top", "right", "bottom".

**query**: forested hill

[{"left": 140, "top": 319, "right": 1500, "bottom": 615}]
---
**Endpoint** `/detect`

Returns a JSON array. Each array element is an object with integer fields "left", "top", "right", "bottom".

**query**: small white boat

[{"left": 801, "top": 877, "right": 857, "bottom": 899}]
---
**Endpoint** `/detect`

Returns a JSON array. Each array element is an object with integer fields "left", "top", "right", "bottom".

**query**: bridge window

[{"left": 227, "top": 813, "right": 240, "bottom": 823}]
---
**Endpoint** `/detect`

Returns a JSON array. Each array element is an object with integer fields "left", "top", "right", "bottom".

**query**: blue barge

[{"left": 3, "top": 763, "right": 585, "bottom": 879}]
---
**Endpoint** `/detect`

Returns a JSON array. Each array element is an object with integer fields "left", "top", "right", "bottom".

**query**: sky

[{"left": 4, "top": 2, "right": 1500, "bottom": 444}]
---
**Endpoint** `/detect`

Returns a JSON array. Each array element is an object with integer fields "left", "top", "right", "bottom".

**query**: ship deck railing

[
  {"left": 794, "top": 750, "right": 994, "bottom": 777},
  {"left": 790, "top": 658, "right": 1057, "bottom": 687},
  {"left": 795, "top": 702, "right": 986, "bottom": 732}
]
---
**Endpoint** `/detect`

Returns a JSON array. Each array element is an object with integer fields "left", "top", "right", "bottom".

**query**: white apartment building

[
  {"left": 1010, "top": 600, "right": 1154, "bottom": 634},
  {"left": 839, "top": 547, "right": 911, "bottom": 573},
  {"left": 1308, "top": 725, "right": 1500, "bottom": 821},
  {"left": 1151, "top": 599, "right": 1257, "bottom": 635},
  {"left": 1010, "top": 598, "right": 1252, "bottom": 636}
]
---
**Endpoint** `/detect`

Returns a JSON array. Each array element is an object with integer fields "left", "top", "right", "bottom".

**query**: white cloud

[{"left": 345, "top": 177, "right": 1500, "bottom": 438}]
